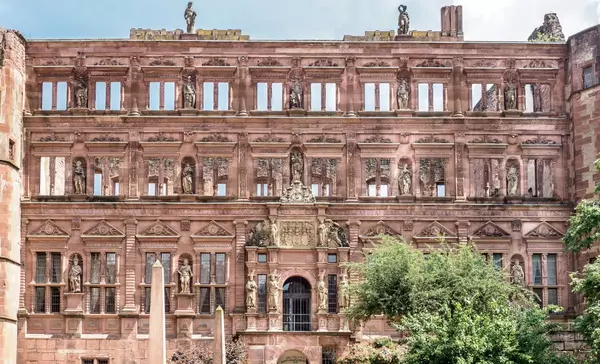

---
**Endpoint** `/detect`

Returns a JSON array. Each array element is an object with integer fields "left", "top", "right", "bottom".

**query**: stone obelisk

[
  {"left": 148, "top": 260, "right": 166, "bottom": 364},
  {"left": 214, "top": 306, "right": 226, "bottom": 364}
]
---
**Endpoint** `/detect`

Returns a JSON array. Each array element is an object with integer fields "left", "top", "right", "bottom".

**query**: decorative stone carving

[
  {"left": 506, "top": 161, "right": 519, "bottom": 196},
  {"left": 363, "top": 221, "right": 400, "bottom": 238},
  {"left": 181, "top": 162, "right": 194, "bottom": 194},
  {"left": 280, "top": 181, "right": 315, "bottom": 203},
  {"left": 149, "top": 58, "right": 176, "bottom": 66},
  {"left": 527, "top": 12, "right": 565, "bottom": 42},
  {"left": 200, "top": 134, "right": 231, "bottom": 142},
  {"left": 363, "top": 135, "right": 392, "bottom": 143},
  {"left": 419, "top": 158, "right": 445, "bottom": 197},
  {"left": 202, "top": 58, "right": 230, "bottom": 67},
  {"left": 318, "top": 219, "right": 348, "bottom": 247},
  {"left": 290, "top": 149, "right": 304, "bottom": 182},
  {"left": 510, "top": 261, "right": 525, "bottom": 286},
  {"left": 525, "top": 222, "right": 563, "bottom": 238},
  {"left": 139, "top": 221, "right": 179, "bottom": 236},
  {"left": 91, "top": 134, "right": 121, "bottom": 142},
  {"left": 246, "top": 270, "right": 258, "bottom": 310},
  {"left": 397, "top": 162, "right": 412, "bottom": 196},
  {"left": 39, "top": 134, "right": 66, "bottom": 142},
  {"left": 69, "top": 255, "right": 82, "bottom": 292},
  {"left": 84, "top": 220, "right": 123, "bottom": 236},
  {"left": 277, "top": 221, "right": 317, "bottom": 247},
  {"left": 396, "top": 78, "right": 410, "bottom": 110},
  {"left": 415, "top": 221, "right": 455, "bottom": 238},
  {"left": 473, "top": 221, "right": 509, "bottom": 237},
  {"left": 147, "top": 133, "right": 176, "bottom": 142},
  {"left": 257, "top": 57, "right": 282, "bottom": 67},
  {"left": 74, "top": 78, "right": 88, "bottom": 108},
  {"left": 268, "top": 271, "right": 281, "bottom": 312},
  {"left": 504, "top": 83, "right": 517, "bottom": 110},
  {"left": 289, "top": 79, "right": 303, "bottom": 109},
  {"left": 522, "top": 136, "right": 556, "bottom": 145},
  {"left": 309, "top": 59, "right": 338, "bottom": 67},
  {"left": 317, "top": 272, "right": 328, "bottom": 312},
  {"left": 397, "top": 5, "right": 410, "bottom": 35},
  {"left": 403, "top": 220, "right": 414, "bottom": 231},
  {"left": 512, "top": 220, "right": 522, "bottom": 232},
  {"left": 184, "top": 1, "right": 197, "bottom": 33},
  {"left": 195, "top": 221, "right": 233, "bottom": 237},
  {"left": 415, "top": 135, "right": 449, "bottom": 143},
  {"left": 183, "top": 76, "right": 196, "bottom": 109},
  {"left": 306, "top": 136, "right": 341, "bottom": 143},
  {"left": 247, "top": 219, "right": 272, "bottom": 246},
  {"left": 181, "top": 219, "right": 190, "bottom": 232},
  {"left": 270, "top": 219, "right": 280, "bottom": 247},
  {"left": 525, "top": 60, "right": 551, "bottom": 68},
  {"left": 363, "top": 60, "right": 390, "bottom": 67},
  {"left": 253, "top": 135, "right": 285, "bottom": 143},
  {"left": 73, "top": 160, "right": 86, "bottom": 194},
  {"left": 470, "top": 135, "right": 502, "bottom": 144},
  {"left": 93, "top": 58, "right": 123, "bottom": 66},
  {"left": 416, "top": 59, "right": 450, "bottom": 67},
  {"left": 30, "top": 220, "right": 70, "bottom": 236},
  {"left": 178, "top": 258, "right": 193, "bottom": 293}
]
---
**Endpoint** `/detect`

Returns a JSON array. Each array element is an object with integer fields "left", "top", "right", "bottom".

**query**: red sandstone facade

[{"left": 0, "top": 5, "right": 599, "bottom": 364}]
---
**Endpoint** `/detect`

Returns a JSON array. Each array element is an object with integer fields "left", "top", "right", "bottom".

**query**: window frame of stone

[
  {"left": 327, "top": 254, "right": 337, "bottom": 264},
  {"left": 37, "top": 155, "right": 68, "bottom": 196},
  {"left": 195, "top": 66, "right": 236, "bottom": 112},
  {"left": 257, "top": 253, "right": 268, "bottom": 263},
  {"left": 355, "top": 66, "right": 398, "bottom": 113},
  {"left": 89, "top": 156, "right": 123, "bottom": 197},
  {"left": 310, "top": 158, "right": 338, "bottom": 197},
  {"left": 141, "top": 252, "right": 174, "bottom": 314},
  {"left": 82, "top": 358, "right": 109, "bottom": 364},
  {"left": 253, "top": 158, "right": 283, "bottom": 197},
  {"left": 254, "top": 81, "right": 284, "bottom": 111},
  {"left": 321, "top": 348, "right": 337, "bottom": 364},
  {"left": 308, "top": 82, "right": 338, "bottom": 113},
  {"left": 482, "top": 252, "right": 504, "bottom": 270},
  {"left": 362, "top": 82, "right": 392, "bottom": 112},
  {"left": 91, "top": 78, "right": 124, "bottom": 112},
  {"left": 144, "top": 157, "right": 176, "bottom": 196},
  {"left": 31, "top": 251, "right": 64, "bottom": 314},
  {"left": 195, "top": 252, "right": 230, "bottom": 315},
  {"left": 412, "top": 141, "right": 454, "bottom": 199},
  {"left": 530, "top": 252, "right": 560, "bottom": 308},
  {"left": 85, "top": 251, "right": 119, "bottom": 314},
  {"left": 200, "top": 156, "right": 230, "bottom": 197},
  {"left": 363, "top": 158, "right": 391, "bottom": 197},
  {"left": 327, "top": 274, "right": 338, "bottom": 314},
  {"left": 39, "top": 78, "right": 69, "bottom": 111},
  {"left": 582, "top": 64, "right": 596, "bottom": 89},
  {"left": 411, "top": 67, "right": 451, "bottom": 115},
  {"left": 257, "top": 273, "right": 268, "bottom": 314}
]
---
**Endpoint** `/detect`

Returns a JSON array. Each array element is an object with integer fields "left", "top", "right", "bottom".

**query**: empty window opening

[
  {"left": 310, "top": 83, "right": 322, "bottom": 111},
  {"left": 149, "top": 82, "right": 160, "bottom": 110},
  {"left": 583, "top": 66, "right": 595, "bottom": 89},
  {"left": 418, "top": 83, "right": 429, "bottom": 111},
  {"left": 432, "top": 83, "right": 444, "bottom": 111},
  {"left": 217, "top": 82, "right": 229, "bottom": 110},
  {"left": 95, "top": 82, "right": 107, "bottom": 110}
]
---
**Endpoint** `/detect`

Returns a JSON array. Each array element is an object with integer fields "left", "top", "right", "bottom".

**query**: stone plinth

[
  {"left": 395, "top": 109, "right": 414, "bottom": 117},
  {"left": 179, "top": 194, "right": 198, "bottom": 202},
  {"left": 69, "top": 194, "right": 88, "bottom": 202},
  {"left": 245, "top": 312, "right": 258, "bottom": 331},
  {"left": 69, "top": 107, "right": 90, "bottom": 115},
  {"left": 268, "top": 312, "right": 281, "bottom": 332},
  {"left": 178, "top": 108, "right": 199, "bottom": 116},
  {"left": 148, "top": 260, "right": 166, "bottom": 364},
  {"left": 63, "top": 292, "right": 85, "bottom": 315},
  {"left": 174, "top": 293, "right": 196, "bottom": 317},
  {"left": 317, "top": 312, "right": 328, "bottom": 332},
  {"left": 287, "top": 108, "right": 306, "bottom": 116}
]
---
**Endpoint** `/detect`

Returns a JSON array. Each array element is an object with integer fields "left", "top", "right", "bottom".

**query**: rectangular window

[
  {"left": 547, "top": 288, "right": 558, "bottom": 306},
  {"left": 106, "top": 253, "right": 116, "bottom": 284},
  {"left": 110, "top": 82, "right": 121, "bottom": 110},
  {"left": 217, "top": 183, "right": 227, "bottom": 196},
  {"left": 164, "top": 82, "right": 175, "bottom": 110},
  {"left": 50, "top": 253, "right": 61, "bottom": 283},
  {"left": 56, "top": 82, "right": 68, "bottom": 110},
  {"left": 532, "top": 254, "right": 542, "bottom": 285},
  {"left": 322, "top": 349, "right": 336, "bottom": 364},
  {"left": 583, "top": 66, "right": 595, "bottom": 89},
  {"left": 199, "top": 287, "right": 211, "bottom": 314},
  {"left": 364, "top": 83, "right": 375, "bottom": 111},
  {"left": 82, "top": 360, "right": 95, "bottom": 364},
  {"left": 257, "top": 253, "right": 267, "bottom": 263},
  {"left": 258, "top": 274, "right": 267, "bottom": 314},
  {"left": 39, "top": 156, "right": 50, "bottom": 195},
  {"left": 200, "top": 253, "right": 211, "bottom": 284},
  {"left": 256, "top": 83, "right": 268, "bottom": 110},
  {"left": 8, "top": 139, "right": 15, "bottom": 161},
  {"left": 272, "top": 83, "right": 283, "bottom": 111},
  {"left": 524, "top": 84, "right": 535, "bottom": 112},
  {"left": 215, "top": 253, "right": 226, "bottom": 284},
  {"left": 310, "top": 83, "right": 322, "bottom": 111},
  {"left": 380, "top": 184, "right": 389, "bottom": 197},
  {"left": 90, "top": 252, "right": 101, "bottom": 284},
  {"left": 256, "top": 183, "right": 268, "bottom": 196},
  {"left": 105, "top": 287, "right": 116, "bottom": 314},
  {"left": 95, "top": 82, "right": 107, "bottom": 110},
  {"left": 418, "top": 83, "right": 429, "bottom": 111},
  {"left": 90, "top": 287, "right": 101, "bottom": 313},
  {"left": 113, "top": 181, "right": 120, "bottom": 196},
  {"left": 492, "top": 253, "right": 503, "bottom": 270},
  {"left": 215, "top": 287, "right": 226, "bottom": 310},
  {"left": 50, "top": 287, "right": 61, "bottom": 313},
  {"left": 35, "top": 286, "right": 46, "bottom": 313},
  {"left": 147, "top": 183, "right": 156, "bottom": 196},
  {"left": 144, "top": 287, "right": 151, "bottom": 314},
  {"left": 325, "top": 83, "right": 337, "bottom": 111},
  {"left": 148, "top": 82, "right": 160, "bottom": 110},
  {"left": 217, "top": 82, "right": 229, "bottom": 110},
  {"left": 379, "top": 83, "right": 390, "bottom": 111},
  {"left": 164, "top": 287, "right": 171, "bottom": 313},
  {"left": 161, "top": 253, "right": 171, "bottom": 284},
  {"left": 202, "top": 82, "right": 214, "bottom": 111},
  {"left": 41, "top": 82, "right": 53, "bottom": 110},
  {"left": 36, "top": 252, "right": 47, "bottom": 283},
  {"left": 547, "top": 254, "right": 557, "bottom": 285},
  {"left": 94, "top": 173, "right": 103, "bottom": 196},
  {"left": 436, "top": 183, "right": 445, "bottom": 197},
  {"left": 145, "top": 253, "right": 156, "bottom": 284},
  {"left": 327, "top": 275, "right": 338, "bottom": 314},
  {"left": 432, "top": 83, "right": 444, "bottom": 111},
  {"left": 471, "top": 83, "right": 482, "bottom": 111},
  {"left": 328, "top": 254, "right": 337, "bottom": 264}
]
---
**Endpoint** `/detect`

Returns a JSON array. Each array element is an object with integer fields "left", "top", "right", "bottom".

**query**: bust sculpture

[
  {"left": 246, "top": 270, "right": 258, "bottom": 310},
  {"left": 69, "top": 256, "right": 82, "bottom": 293},
  {"left": 178, "top": 258, "right": 193, "bottom": 293},
  {"left": 184, "top": 2, "right": 197, "bottom": 33},
  {"left": 73, "top": 160, "right": 86, "bottom": 194}
]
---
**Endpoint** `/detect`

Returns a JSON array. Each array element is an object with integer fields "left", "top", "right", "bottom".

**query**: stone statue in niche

[
  {"left": 317, "top": 272, "right": 328, "bottom": 311},
  {"left": 246, "top": 270, "right": 258, "bottom": 310},
  {"left": 75, "top": 79, "right": 88, "bottom": 108},
  {"left": 184, "top": 2, "right": 197, "bottom": 33},
  {"left": 270, "top": 219, "right": 280, "bottom": 246},
  {"left": 318, "top": 220, "right": 329, "bottom": 247},
  {"left": 398, "top": 163, "right": 412, "bottom": 195},
  {"left": 289, "top": 80, "right": 303, "bottom": 109},
  {"left": 290, "top": 150, "right": 304, "bottom": 182},
  {"left": 397, "top": 5, "right": 410, "bottom": 35},
  {"left": 73, "top": 160, "right": 86, "bottom": 194},
  {"left": 183, "top": 76, "right": 196, "bottom": 109},
  {"left": 507, "top": 164, "right": 519, "bottom": 196},
  {"left": 510, "top": 261, "right": 525, "bottom": 286},
  {"left": 339, "top": 274, "right": 350, "bottom": 308},
  {"left": 397, "top": 78, "right": 410, "bottom": 109},
  {"left": 69, "top": 256, "right": 82, "bottom": 293},
  {"left": 268, "top": 271, "right": 281, "bottom": 312},
  {"left": 504, "top": 83, "right": 517, "bottom": 110},
  {"left": 181, "top": 162, "right": 194, "bottom": 194},
  {"left": 178, "top": 258, "right": 193, "bottom": 294}
]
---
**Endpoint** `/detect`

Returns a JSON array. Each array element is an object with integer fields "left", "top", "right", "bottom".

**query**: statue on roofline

[
  {"left": 398, "top": 5, "right": 410, "bottom": 35},
  {"left": 184, "top": 2, "right": 197, "bottom": 33}
]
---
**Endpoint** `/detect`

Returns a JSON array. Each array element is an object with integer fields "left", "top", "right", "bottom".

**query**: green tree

[
  {"left": 563, "top": 159, "right": 600, "bottom": 361},
  {"left": 346, "top": 237, "right": 575, "bottom": 364},
  {"left": 170, "top": 337, "right": 247, "bottom": 364}
]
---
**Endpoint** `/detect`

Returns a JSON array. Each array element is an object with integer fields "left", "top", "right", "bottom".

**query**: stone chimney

[{"left": 441, "top": 5, "right": 463, "bottom": 38}]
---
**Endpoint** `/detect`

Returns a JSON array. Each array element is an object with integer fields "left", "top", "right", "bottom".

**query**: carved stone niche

[
  {"left": 180, "top": 156, "right": 197, "bottom": 198},
  {"left": 64, "top": 253, "right": 85, "bottom": 316},
  {"left": 175, "top": 253, "right": 195, "bottom": 317},
  {"left": 466, "top": 140, "right": 508, "bottom": 198}
]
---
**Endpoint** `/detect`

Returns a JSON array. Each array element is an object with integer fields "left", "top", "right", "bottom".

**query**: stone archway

[{"left": 277, "top": 349, "right": 309, "bottom": 364}]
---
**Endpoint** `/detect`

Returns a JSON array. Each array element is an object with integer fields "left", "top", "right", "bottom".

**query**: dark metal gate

[{"left": 282, "top": 277, "right": 311, "bottom": 331}]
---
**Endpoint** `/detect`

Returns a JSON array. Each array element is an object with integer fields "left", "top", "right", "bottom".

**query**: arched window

[{"left": 282, "top": 277, "right": 311, "bottom": 332}]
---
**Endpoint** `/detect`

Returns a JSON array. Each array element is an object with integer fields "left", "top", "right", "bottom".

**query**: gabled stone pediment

[
  {"left": 136, "top": 220, "right": 180, "bottom": 243},
  {"left": 81, "top": 220, "right": 125, "bottom": 244},
  {"left": 414, "top": 221, "right": 456, "bottom": 239},
  {"left": 191, "top": 221, "right": 234, "bottom": 240},
  {"left": 472, "top": 221, "right": 510, "bottom": 238},
  {"left": 28, "top": 220, "right": 70, "bottom": 243},
  {"left": 524, "top": 222, "right": 564, "bottom": 239},
  {"left": 361, "top": 221, "right": 401, "bottom": 238}
]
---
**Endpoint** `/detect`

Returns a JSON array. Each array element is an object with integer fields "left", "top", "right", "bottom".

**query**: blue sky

[{"left": 1, "top": 0, "right": 598, "bottom": 41}]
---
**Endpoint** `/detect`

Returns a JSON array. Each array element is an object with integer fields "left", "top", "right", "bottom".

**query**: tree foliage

[
  {"left": 170, "top": 337, "right": 247, "bottom": 364},
  {"left": 337, "top": 338, "right": 407, "bottom": 364},
  {"left": 346, "top": 237, "right": 575, "bottom": 364},
  {"left": 563, "top": 159, "right": 600, "bottom": 361}
]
